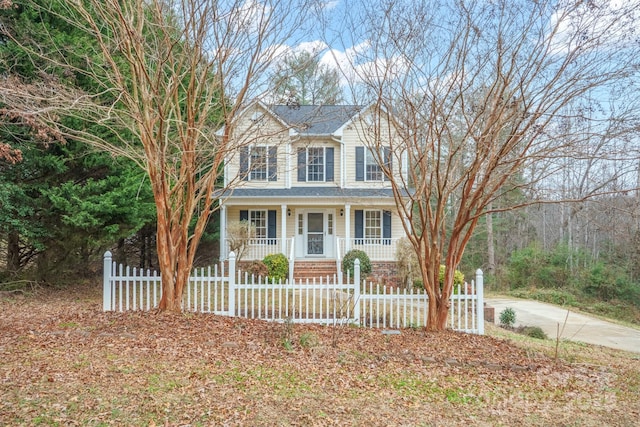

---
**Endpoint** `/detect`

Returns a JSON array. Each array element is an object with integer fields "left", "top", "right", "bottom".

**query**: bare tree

[
  {"left": 1, "top": 0, "right": 315, "bottom": 311},
  {"left": 270, "top": 50, "right": 343, "bottom": 105},
  {"left": 339, "top": 0, "right": 640, "bottom": 330}
]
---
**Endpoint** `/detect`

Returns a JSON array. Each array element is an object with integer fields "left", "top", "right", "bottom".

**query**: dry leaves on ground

[{"left": 0, "top": 284, "right": 639, "bottom": 426}]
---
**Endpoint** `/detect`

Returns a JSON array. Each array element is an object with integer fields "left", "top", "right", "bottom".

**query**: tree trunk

[
  {"left": 7, "top": 231, "right": 20, "bottom": 273},
  {"left": 426, "top": 295, "right": 449, "bottom": 331},
  {"left": 156, "top": 210, "right": 183, "bottom": 312},
  {"left": 486, "top": 203, "right": 495, "bottom": 276}
]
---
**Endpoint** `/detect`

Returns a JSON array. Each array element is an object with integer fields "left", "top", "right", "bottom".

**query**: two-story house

[{"left": 219, "top": 101, "right": 407, "bottom": 281}]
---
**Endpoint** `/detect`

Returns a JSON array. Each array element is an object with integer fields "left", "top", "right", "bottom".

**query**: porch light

[
  {"left": 287, "top": 208, "right": 291, "bottom": 216},
  {"left": 340, "top": 209, "right": 344, "bottom": 216}
]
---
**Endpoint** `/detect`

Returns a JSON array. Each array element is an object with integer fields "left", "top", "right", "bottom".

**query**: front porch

[
  {"left": 219, "top": 189, "right": 406, "bottom": 281},
  {"left": 219, "top": 237, "right": 401, "bottom": 263}
]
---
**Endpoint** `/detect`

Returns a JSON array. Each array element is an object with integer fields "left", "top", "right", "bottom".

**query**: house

[{"left": 219, "top": 101, "right": 408, "bottom": 282}]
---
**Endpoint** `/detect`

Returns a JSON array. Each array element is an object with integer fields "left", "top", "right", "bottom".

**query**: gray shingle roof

[
  {"left": 270, "top": 105, "right": 362, "bottom": 135},
  {"left": 226, "top": 187, "right": 406, "bottom": 199}
]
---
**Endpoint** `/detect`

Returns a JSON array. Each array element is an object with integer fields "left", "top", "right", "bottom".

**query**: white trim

[
  {"left": 280, "top": 204, "right": 287, "bottom": 254},
  {"left": 220, "top": 205, "right": 227, "bottom": 260}
]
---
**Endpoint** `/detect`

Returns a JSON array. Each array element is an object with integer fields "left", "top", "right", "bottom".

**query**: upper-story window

[
  {"left": 307, "top": 147, "right": 325, "bottom": 181},
  {"left": 356, "top": 146, "right": 391, "bottom": 182},
  {"left": 365, "top": 149, "right": 383, "bottom": 181},
  {"left": 240, "top": 145, "right": 277, "bottom": 181},
  {"left": 297, "top": 147, "right": 334, "bottom": 182},
  {"left": 250, "top": 146, "right": 268, "bottom": 180}
]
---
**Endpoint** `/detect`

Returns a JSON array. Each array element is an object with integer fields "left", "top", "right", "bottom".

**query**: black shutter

[
  {"left": 383, "top": 147, "right": 391, "bottom": 181},
  {"left": 268, "top": 146, "right": 277, "bottom": 181},
  {"left": 268, "top": 210, "right": 277, "bottom": 244},
  {"left": 240, "top": 210, "right": 248, "bottom": 222},
  {"left": 326, "top": 147, "right": 334, "bottom": 182},
  {"left": 240, "top": 147, "right": 249, "bottom": 181},
  {"left": 355, "top": 210, "right": 363, "bottom": 244},
  {"left": 383, "top": 210, "right": 391, "bottom": 245},
  {"left": 297, "top": 147, "right": 306, "bottom": 182},
  {"left": 355, "top": 147, "right": 364, "bottom": 181}
]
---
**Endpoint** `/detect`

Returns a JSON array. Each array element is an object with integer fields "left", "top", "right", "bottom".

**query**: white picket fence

[{"left": 102, "top": 251, "right": 484, "bottom": 334}]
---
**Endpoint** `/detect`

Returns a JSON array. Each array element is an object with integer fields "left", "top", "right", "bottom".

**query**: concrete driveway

[{"left": 486, "top": 298, "right": 640, "bottom": 354}]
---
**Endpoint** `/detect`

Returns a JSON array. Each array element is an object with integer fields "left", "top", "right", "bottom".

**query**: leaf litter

[{"left": 0, "top": 284, "right": 639, "bottom": 426}]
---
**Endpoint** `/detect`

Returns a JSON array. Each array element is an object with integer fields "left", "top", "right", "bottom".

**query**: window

[
  {"left": 297, "top": 147, "right": 334, "bottom": 182},
  {"left": 364, "top": 210, "right": 381, "bottom": 240},
  {"left": 250, "top": 210, "right": 267, "bottom": 238},
  {"left": 249, "top": 146, "right": 267, "bottom": 180},
  {"left": 356, "top": 147, "right": 391, "bottom": 182},
  {"left": 307, "top": 147, "right": 325, "bottom": 182},
  {"left": 240, "top": 146, "right": 277, "bottom": 181},
  {"left": 240, "top": 209, "right": 277, "bottom": 242},
  {"left": 354, "top": 209, "right": 392, "bottom": 245},
  {"left": 365, "top": 149, "right": 383, "bottom": 181}
]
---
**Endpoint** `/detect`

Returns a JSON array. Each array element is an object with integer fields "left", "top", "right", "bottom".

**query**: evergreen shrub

[
  {"left": 342, "top": 249, "right": 372, "bottom": 277},
  {"left": 263, "top": 253, "right": 288, "bottom": 281}
]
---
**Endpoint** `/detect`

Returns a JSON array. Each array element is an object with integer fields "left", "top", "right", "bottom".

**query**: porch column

[
  {"left": 344, "top": 204, "right": 351, "bottom": 252},
  {"left": 281, "top": 204, "right": 288, "bottom": 255},
  {"left": 219, "top": 204, "right": 227, "bottom": 260}
]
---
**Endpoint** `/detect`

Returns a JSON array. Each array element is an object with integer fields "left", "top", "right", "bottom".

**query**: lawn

[{"left": 1, "top": 283, "right": 639, "bottom": 426}]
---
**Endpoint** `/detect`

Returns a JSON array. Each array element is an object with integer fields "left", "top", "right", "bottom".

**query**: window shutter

[
  {"left": 326, "top": 147, "right": 334, "bottom": 182},
  {"left": 383, "top": 210, "right": 391, "bottom": 245},
  {"left": 240, "top": 210, "right": 248, "bottom": 222},
  {"left": 239, "top": 147, "right": 249, "bottom": 181},
  {"left": 383, "top": 147, "right": 391, "bottom": 181},
  {"left": 355, "top": 147, "right": 364, "bottom": 181},
  {"left": 268, "top": 146, "right": 277, "bottom": 181},
  {"left": 267, "top": 210, "right": 277, "bottom": 241},
  {"left": 355, "top": 210, "right": 363, "bottom": 244},
  {"left": 297, "top": 147, "right": 306, "bottom": 182}
]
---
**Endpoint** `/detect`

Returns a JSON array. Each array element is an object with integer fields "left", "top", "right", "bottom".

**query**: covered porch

[{"left": 219, "top": 188, "right": 405, "bottom": 278}]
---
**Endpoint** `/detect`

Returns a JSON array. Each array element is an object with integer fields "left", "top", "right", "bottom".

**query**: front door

[{"left": 306, "top": 212, "right": 324, "bottom": 255}]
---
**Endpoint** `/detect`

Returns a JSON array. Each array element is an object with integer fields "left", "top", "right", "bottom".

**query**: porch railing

[
  {"left": 223, "top": 238, "right": 289, "bottom": 261},
  {"left": 224, "top": 237, "right": 400, "bottom": 262},
  {"left": 337, "top": 237, "right": 400, "bottom": 261}
]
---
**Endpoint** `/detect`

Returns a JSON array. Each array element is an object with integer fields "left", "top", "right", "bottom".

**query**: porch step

[{"left": 293, "top": 261, "right": 339, "bottom": 281}]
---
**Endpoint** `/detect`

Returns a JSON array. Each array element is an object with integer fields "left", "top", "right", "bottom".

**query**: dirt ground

[{"left": 1, "top": 283, "right": 639, "bottom": 426}]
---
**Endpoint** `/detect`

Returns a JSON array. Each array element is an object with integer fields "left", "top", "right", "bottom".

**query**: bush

[
  {"left": 246, "top": 261, "right": 268, "bottom": 278},
  {"left": 499, "top": 307, "right": 516, "bottom": 328},
  {"left": 439, "top": 265, "right": 465, "bottom": 293},
  {"left": 263, "top": 253, "right": 288, "bottom": 282},
  {"left": 342, "top": 249, "right": 372, "bottom": 277},
  {"left": 395, "top": 237, "right": 419, "bottom": 287},
  {"left": 518, "top": 326, "right": 548, "bottom": 340}
]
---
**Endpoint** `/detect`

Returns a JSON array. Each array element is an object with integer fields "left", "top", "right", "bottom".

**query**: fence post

[
  {"left": 476, "top": 268, "right": 484, "bottom": 335},
  {"left": 353, "top": 259, "right": 361, "bottom": 323},
  {"left": 228, "top": 251, "right": 236, "bottom": 316},
  {"left": 103, "top": 251, "right": 112, "bottom": 311}
]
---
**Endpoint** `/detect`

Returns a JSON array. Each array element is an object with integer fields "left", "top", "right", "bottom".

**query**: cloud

[
  {"left": 549, "top": 0, "right": 640, "bottom": 54},
  {"left": 321, "top": 0, "right": 340, "bottom": 11},
  {"left": 319, "top": 41, "right": 415, "bottom": 88}
]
